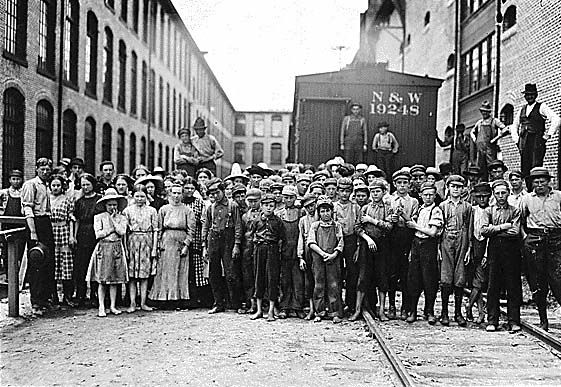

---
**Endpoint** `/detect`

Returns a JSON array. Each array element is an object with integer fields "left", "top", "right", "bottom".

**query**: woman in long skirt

[
  {"left": 123, "top": 185, "right": 158, "bottom": 313},
  {"left": 149, "top": 184, "right": 195, "bottom": 303},
  {"left": 49, "top": 175, "right": 76, "bottom": 306}
]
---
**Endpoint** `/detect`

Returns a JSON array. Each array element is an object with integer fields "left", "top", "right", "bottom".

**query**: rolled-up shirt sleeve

[
  {"left": 542, "top": 103, "right": 561, "bottom": 137},
  {"left": 213, "top": 136, "right": 224, "bottom": 160},
  {"left": 21, "top": 181, "right": 37, "bottom": 218}
]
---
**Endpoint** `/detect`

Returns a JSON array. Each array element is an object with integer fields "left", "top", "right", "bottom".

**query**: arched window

[
  {"left": 38, "top": 0, "right": 56, "bottom": 75},
  {"left": 140, "top": 136, "right": 146, "bottom": 165},
  {"left": 2, "top": 88, "right": 25, "bottom": 186},
  {"left": 148, "top": 140, "right": 155, "bottom": 170},
  {"left": 63, "top": 0, "right": 79, "bottom": 86},
  {"left": 165, "top": 145, "right": 170, "bottom": 172},
  {"left": 252, "top": 142, "right": 263, "bottom": 164},
  {"left": 36, "top": 100, "right": 53, "bottom": 159},
  {"left": 84, "top": 117, "right": 96, "bottom": 173},
  {"left": 157, "top": 142, "right": 163, "bottom": 168},
  {"left": 85, "top": 11, "right": 98, "bottom": 96},
  {"left": 234, "top": 142, "right": 245, "bottom": 164},
  {"left": 102, "top": 123, "right": 112, "bottom": 161},
  {"left": 447, "top": 53, "right": 455, "bottom": 71},
  {"left": 117, "top": 128, "right": 125, "bottom": 173},
  {"left": 235, "top": 114, "right": 246, "bottom": 136},
  {"left": 129, "top": 132, "right": 137, "bottom": 173},
  {"left": 424, "top": 11, "right": 430, "bottom": 26},
  {"left": 62, "top": 109, "right": 77, "bottom": 158},
  {"left": 118, "top": 40, "right": 126, "bottom": 110},
  {"left": 103, "top": 27, "right": 113, "bottom": 104},
  {"left": 503, "top": 6, "right": 517, "bottom": 31},
  {"left": 270, "top": 143, "right": 282, "bottom": 165},
  {"left": 500, "top": 104, "right": 514, "bottom": 126}
]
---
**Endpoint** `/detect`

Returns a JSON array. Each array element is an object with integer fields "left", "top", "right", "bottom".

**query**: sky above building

[{"left": 175, "top": 0, "right": 371, "bottom": 112}]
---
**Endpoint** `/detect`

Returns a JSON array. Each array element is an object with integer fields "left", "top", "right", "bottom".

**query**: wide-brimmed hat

[
  {"left": 136, "top": 174, "right": 164, "bottom": 190},
  {"left": 193, "top": 117, "right": 207, "bottom": 130},
  {"left": 257, "top": 162, "right": 275, "bottom": 176},
  {"left": 95, "top": 188, "right": 128, "bottom": 213},
  {"left": 521, "top": 83, "right": 538, "bottom": 95},
  {"left": 488, "top": 159, "right": 507, "bottom": 172},
  {"left": 472, "top": 182, "right": 492, "bottom": 196},
  {"left": 246, "top": 164, "right": 269, "bottom": 177},
  {"left": 224, "top": 163, "right": 249, "bottom": 184},
  {"left": 70, "top": 158, "right": 85, "bottom": 168},
  {"left": 479, "top": 100, "right": 492, "bottom": 112}
]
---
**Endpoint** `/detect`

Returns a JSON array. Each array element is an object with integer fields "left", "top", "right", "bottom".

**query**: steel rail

[{"left": 362, "top": 309, "right": 416, "bottom": 387}]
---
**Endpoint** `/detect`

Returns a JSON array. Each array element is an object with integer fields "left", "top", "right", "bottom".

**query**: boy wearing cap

[
  {"left": 240, "top": 188, "right": 262, "bottom": 314},
  {"left": 481, "top": 180, "right": 522, "bottom": 332},
  {"left": 333, "top": 177, "right": 362, "bottom": 314},
  {"left": 372, "top": 121, "right": 399, "bottom": 178},
  {"left": 271, "top": 182, "right": 285, "bottom": 212},
  {"left": 232, "top": 183, "right": 248, "bottom": 215},
  {"left": 388, "top": 169, "right": 419, "bottom": 320},
  {"left": 354, "top": 179, "right": 393, "bottom": 321},
  {"left": 249, "top": 194, "right": 286, "bottom": 321},
  {"left": 508, "top": 170, "right": 527, "bottom": 209},
  {"left": 324, "top": 178, "right": 338, "bottom": 201},
  {"left": 405, "top": 182, "right": 443, "bottom": 324},
  {"left": 202, "top": 179, "right": 243, "bottom": 314},
  {"left": 409, "top": 165, "right": 427, "bottom": 202},
  {"left": 354, "top": 183, "right": 370, "bottom": 208},
  {"left": 520, "top": 167, "right": 561, "bottom": 331},
  {"left": 488, "top": 160, "right": 507, "bottom": 182},
  {"left": 439, "top": 175, "right": 472, "bottom": 327},
  {"left": 276, "top": 185, "right": 305, "bottom": 318},
  {"left": 0, "top": 169, "right": 26, "bottom": 266},
  {"left": 465, "top": 182, "right": 492, "bottom": 324},
  {"left": 308, "top": 196, "right": 345, "bottom": 323},
  {"left": 297, "top": 194, "right": 318, "bottom": 320}
]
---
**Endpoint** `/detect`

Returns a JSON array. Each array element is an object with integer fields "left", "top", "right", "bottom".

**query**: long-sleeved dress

[
  {"left": 74, "top": 194, "right": 100, "bottom": 297},
  {"left": 149, "top": 203, "right": 195, "bottom": 300},
  {"left": 49, "top": 194, "right": 75, "bottom": 281},
  {"left": 123, "top": 204, "right": 159, "bottom": 279},
  {"left": 86, "top": 212, "right": 129, "bottom": 285}
]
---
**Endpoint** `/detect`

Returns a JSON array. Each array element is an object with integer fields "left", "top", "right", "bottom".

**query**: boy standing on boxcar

[
  {"left": 250, "top": 194, "right": 286, "bottom": 321},
  {"left": 308, "top": 196, "right": 345, "bottom": 323},
  {"left": 405, "top": 183, "right": 444, "bottom": 325},
  {"left": 388, "top": 169, "right": 419, "bottom": 320},
  {"left": 439, "top": 175, "right": 472, "bottom": 327},
  {"left": 297, "top": 194, "right": 318, "bottom": 320}
]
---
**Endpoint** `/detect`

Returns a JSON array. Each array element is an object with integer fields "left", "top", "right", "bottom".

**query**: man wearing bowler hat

[
  {"left": 510, "top": 84, "right": 560, "bottom": 187},
  {"left": 340, "top": 102, "right": 368, "bottom": 165},
  {"left": 191, "top": 117, "right": 224, "bottom": 176}
]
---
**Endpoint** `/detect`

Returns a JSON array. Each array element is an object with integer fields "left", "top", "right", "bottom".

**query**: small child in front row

[
  {"left": 250, "top": 193, "right": 286, "bottom": 321},
  {"left": 307, "top": 195, "right": 345, "bottom": 323},
  {"left": 86, "top": 188, "right": 129, "bottom": 317}
]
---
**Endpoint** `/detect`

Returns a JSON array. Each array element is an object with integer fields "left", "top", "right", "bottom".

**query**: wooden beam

[{"left": 0, "top": 216, "right": 26, "bottom": 225}]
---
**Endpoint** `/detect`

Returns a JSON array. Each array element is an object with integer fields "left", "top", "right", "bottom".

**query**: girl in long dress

[
  {"left": 123, "top": 185, "right": 159, "bottom": 313},
  {"left": 49, "top": 176, "right": 76, "bottom": 306},
  {"left": 149, "top": 184, "right": 195, "bottom": 303},
  {"left": 87, "top": 189, "right": 129, "bottom": 317}
]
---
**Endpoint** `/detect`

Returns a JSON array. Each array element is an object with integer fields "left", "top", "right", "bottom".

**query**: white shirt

[{"left": 510, "top": 101, "right": 560, "bottom": 144}]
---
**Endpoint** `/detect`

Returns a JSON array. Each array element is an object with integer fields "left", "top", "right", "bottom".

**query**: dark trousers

[
  {"left": 389, "top": 227, "right": 413, "bottom": 312},
  {"left": 408, "top": 237, "right": 439, "bottom": 315},
  {"left": 467, "top": 238, "right": 488, "bottom": 290},
  {"left": 74, "top": 231, "right": 97, "bottom": 301},
  {"left": 208, "top": 229, "right": 242, "bottom": 309},
  {"left": 524, "top": 230, "right": 561, "bottom": 311},
  {"left": 375, "top": 150, "right": 395, "bottom": 179},
  {"left": 280, "top": 242, "right": 305, "bottom": 311},
  {"left": 312, "top": 253, "right": 343, "bottom": 318},
  {"left": 253, "top": 243, "right": 280, "bottom": 300},
  {"left": 487, "top": 237, "right": 522, "bottom": 325},
  {"left": 520, "top": 133, "right": 546, "bottom": 188},
  {"left": 357, "top": 239, "right": 382, "bottom": 308},
  {"left": 198, "top": 160, "right": 217, "bottom": 176},
  {"left": 342, "top": 234, "right": 358, "bottom": 310},
  {"left": 26, "top": 216, "right": 55, "bottom": 306},
  {"left": 240, "top": 242, "right": 255, "bottom": 305}
]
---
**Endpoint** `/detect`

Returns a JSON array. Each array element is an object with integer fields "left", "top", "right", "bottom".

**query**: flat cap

[
  {"left": 491, "top": 179, "right": 510, "bottom": 191},
  {"left": 354, "top": 183, "right": 369, "bottom": 193},
  {"left": 308, "top": 181, "right": 325, "bottom": 193},
  {"left": 355, "top": 163, "right": 368, "bottom": 173},
  {"left": 425, "top": 167, "right": 441, "bottom": 179},
  {"left": 259, "top": 178, "right": 274, "bottom": 191},
  {"left": 446, "top": 174, "right": 466, "bottom": 186},
  {"left": 410, "top": 164, "right": 427, "bottom": 175},
  {"left": 508, "top": 170, "right": 524, "bottom": 179},
  {"left": 312, "top": 170, "right": 330, "bottom": 181},
  {"left": 260, "top": 193, "right": 276, "bottom": 204},
  {"left": 488, "top": 159, "right": 507, "bottom": 172},
  {"left": 245, "top": 188, "right": 262, "bottom": 200},
  {"left": 368, "top": 178, "right": 387, "bottom": 191},
  {"left": 323, "top": 177, "right": 338, "bottom": 187},
  {"left": 301, "top": 194, "right": 317, "bottom": 208},
  {"left": 530, "top": 167, "right": 551, "bottom": 179},
  {"left": 270, "top": 182, "right": 285, "bottom": 192},
  {"left": 420, "top": 182, "right": 437, "bottom": 193},
  {"left": 70, "top": 157, "right": 85, "bottom": 167},
  {"left": 392, "top": 169, "right": 411, "bottom": 181},
  {"left": 472, "top": 182, "right": 492, "bottom": 196},
  {"left": 231, "top": 183, "right": 247, "bottom": 196},
  {"left": 316, "top": 195, "right": 334, "bottom": 210},
  {"left": 8, "top": 169, "right": 23, "bottom": 178},
  {"left": 206, "top": 178, "right": 224, "bottom": 192},
  {"left": 296, "top": 173, "right": 312, "bottom": 183},
  {"left": 281, "top": 185, "right": 298, "bottom": 196},
  {"left": 337, "top": 177, "right": 353, "bottom": 189}
]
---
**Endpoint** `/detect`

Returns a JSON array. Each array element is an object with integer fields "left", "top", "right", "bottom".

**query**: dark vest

[{"left": 520, "top": 102, "right": 545, "bottom": 136}]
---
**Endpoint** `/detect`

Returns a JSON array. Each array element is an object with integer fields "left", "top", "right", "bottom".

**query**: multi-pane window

[
  {"left": 38, "top": 0, "right": 56, "bottom": 74},
  {"left": 157, "top": 143, "right": 163, "bottom": 168},
  {"left": 165, "top": 146, "right": 170, "bottom": 172},
  {"left": 142, "top": 0, "right": 149, "bottom": 43},
  {"left": 158, "top": 76, "right": 163, "bottom": 129},
  {"left": 84, "top": 117, "right": 96, "bottom": 173},
  {"left": 118, "top": 40, "right": 126, "bottom": 110},
  {"left": 270, "top": 143, "right": 282, "bottom": 165},
  {"left": 460, "top": 33, "right": 495, "bottom": 98},
  {"left": 132, "top": 0, "right": 139, "bottom": 33},
  {"left": 159, "top": 12, "right": 165, "bottom": 61},
  {"left": 235, "top": 114, "right": 246, "bottom": 136},
  {"left": 178, "top": 92, "right": 182, "bottom": 128},
  {"left": 461, "top": 0, "right": 490, "bottom": 20},
  {"left": 271, "top": 115, "right": 283, "bottom": 137},
  {"left": 62, "top": 109, "right": 77, "bottom": 158},
  {"left": 252, "top": 143, "right": 264, "bottom": 164},
  {"left": 141, "top": 60, "right": 147, "bottom": 120},
  {"left": 4, "top": 0, "right": 27, "bottom": 61},
  {"left": 85, "top": 11, "right": 98, "bottom": 96},
  {"left": 149, "top": 69, "right": 155, "bottom": 124},
  {"left": 129, "top": 133, "right": 137, "bottom": 173},
  {"left": 102, "top": 123, "right": 112, "bottom": 161},
  {"left": 36, "top": 100, "right": 54, "bottom": 159},
  {"left": 120, "top": 0, "right": 127, "bottom": 22},
  {"left": 2, "top": 88, "right": 25, "bottom": 187},
  {"left": 130, "top": 51, "right": 137, "bottom": 114},
  {"left": 140, "top": 136, "right": 146, "bottom": 165},
  {"left": 117, "top": 129, "right": 125, "bottom": 173},
  {"left": 253, "top": 115, "right": 265, "bottom": 136},
  {"left": 173, "top": 89, "right": 176, "bottom": 135},
  {"left": 166, "top": 83, "right": 170, "bottom": 132},
  {"left": 234, "top": 142, "right": 245, "bottom": 164},
  {"left": 103, "top": 27, "right": 114, "bottom": 104},
  {"left": 148, "top": 140, "right": 155, "bottom": 170},
  {"left": 63, "top": 0, "right": 79, "bottom": 86},
  {"left": 150, "top": 1, "right": 157, "bottom": 52}
]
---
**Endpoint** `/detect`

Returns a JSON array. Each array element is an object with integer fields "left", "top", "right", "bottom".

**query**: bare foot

[
  {"left": 140, "top": 305, "right": 153, "bottom": 311},
  {"left": 126, "top": 306, "right": 136, "bottom": 313},
  {"left": 110, "top": 307, "right": 122, "bottom": 315},
  {"left": 314, "top": 316, "right": 322, "bottom": 323},
  {"left": 349, "top": 311, "right": 361, "bottom": 321},
  {"left": 333, "top": 316, "right": 343, "bottom": 324},
  {"left": 250, "top": 312, "right": 263, "bottom": 320},
  {"left": 267, "top": 314, "right": 276, "bottom": 322},
  {"left": 98, "top": 308, "right": 107, "bottom": 317},
  {"left": 304, "top": 311, "right": 314, "bottom": 320}
]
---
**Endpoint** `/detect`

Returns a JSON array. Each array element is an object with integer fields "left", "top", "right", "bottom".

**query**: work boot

[
  {"left": 400, "top": 308, "right": 408, "bottom": 321},
  {"left": 427, "top": 313, "right": 437, "bottom": 325},
  {"left": 388, "top": 305, "right": 396, "bottom": 320},
  {"left": 476, "top": 298, "right": 485, "bottom": 324},
  {"left": 440, "top": 286, "right": 451, "bottom": 326},
  {"left": 538, "top": 307, "right": 549, "bottom": 331},
  {"left": 454, "top": 298, "right": 467, "bottom": 327},
  {"left": 465, "top": 304, "right": 473, "bottom": 321}
]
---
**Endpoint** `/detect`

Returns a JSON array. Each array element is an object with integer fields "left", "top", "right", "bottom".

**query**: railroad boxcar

[{"left": 288, "top": 65, "right": 442, "bottom": 167}]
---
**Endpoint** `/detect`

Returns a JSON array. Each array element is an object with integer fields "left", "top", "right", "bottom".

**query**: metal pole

[
  {"left": 452, "top": 0, "right": 460, "bottom": 128},
  {"left": 56, "top": 0, "right": 66, "bottom": 161},
  {"left": 494, "top": 1, "right": 502, "bottom": 118}
]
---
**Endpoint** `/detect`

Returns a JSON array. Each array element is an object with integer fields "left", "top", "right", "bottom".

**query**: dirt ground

[{"left": 0, "top": 306, "right": 396, "bottom": 386}]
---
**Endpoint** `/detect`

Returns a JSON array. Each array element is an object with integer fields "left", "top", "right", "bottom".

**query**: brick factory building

[
  {"left": 233, "top": 111, "right": 291, "bottom": 170},
  {"left": 358, "top": 0, "right": 561, "bottom": 186},
  {"left": 0, "top": 0, "right": 235, "bottom": 185}
]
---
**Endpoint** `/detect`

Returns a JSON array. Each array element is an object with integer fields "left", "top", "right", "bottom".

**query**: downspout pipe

[
  {"left": 494, "top": 1, "right": 502, "bottom": 117},
  {"left": 452, "top": 0, "right": 460, "bottom": 128},
  {"left": 56, "top": 1, "right": 65, "bottom": 161}
]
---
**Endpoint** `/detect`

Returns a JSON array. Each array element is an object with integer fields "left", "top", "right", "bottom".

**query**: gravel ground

[{"left": 1, "top": 307, "right": 396, "bottom": 386}]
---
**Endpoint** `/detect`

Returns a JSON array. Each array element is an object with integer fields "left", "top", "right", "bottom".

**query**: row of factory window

[
  {"left": 1, "top": 88, "right": 174, "bottom": 186},
  {"left": 234, "top": 142, "right": 283, "bottom": 166},
  {"left": 234, "top": 114, "right": 285, "bottom": 137}
]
